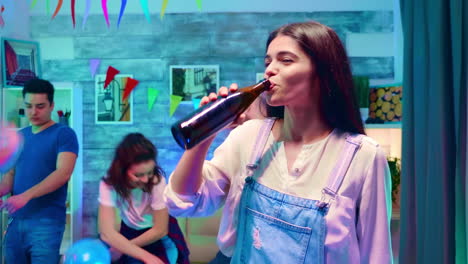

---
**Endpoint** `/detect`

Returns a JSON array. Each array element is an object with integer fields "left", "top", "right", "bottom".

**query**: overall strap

[
  {"left": 246, "top": 118, "right": 276, "bottom": 176},
  {"left": 316, "top": 134, "right": 364, "bottom": 208}
]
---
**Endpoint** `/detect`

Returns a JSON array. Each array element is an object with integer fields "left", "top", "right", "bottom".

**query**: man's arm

[
  {"left": 2, "top": 152, "right": 77, "bottom": 214},
  {"left": 0, "top": 168, "right": 15, "bottom": 197}
]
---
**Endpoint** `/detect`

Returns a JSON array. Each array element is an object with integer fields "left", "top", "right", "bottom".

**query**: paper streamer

[
  {"left": 122, "top": 77, "right": 139, "bottom": 101},
  {"left": 89, "top": 59, "right": 101, "bottom": 78},
  {"left": 82, "top": 0, "right": 91, "bottom": 29},
  {"left": 51, "top": 0, "right": 63, "bottom": 20},
  {"left": 160, "top": 0, "right": 168, "bottom": 20},
  {"left": 117, "top": 0, "right": 128, "bottom": 27},
  {"left": 147, "top": 88, "right": 160, "bottom": 111},
  {"left": 140, "top": 0, "right": 151, "bottom": 23},
  {"left": 192, "top": 98, "right": 201, "bottom": 110},
  {"left": 71, "top": 0, "right": 76, "bottom": 28},
  {"left": 104, "top": 66, "right": 120, "bottom": 89},
  {"left": 46, "top": 0, "right": 50, "bottom": 15},
  {"left": 30, "top": 0, "right": 38, "bottom": 9},
  {"left": 196, "top": 0, "right": 202, "bottom": 10},
  {"left": 101, "top": 0, "right": 110, "bottom": 27},
  {"left": 0, "top": 6, "right": 5, "bottom": 28},
  {"left": 169, "top": 95, "right": 183, "bottom": 117}
]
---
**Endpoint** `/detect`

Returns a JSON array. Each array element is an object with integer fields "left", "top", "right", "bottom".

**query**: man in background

[{"left": 0, "top": 78, "right": 79, "bottom": 264}]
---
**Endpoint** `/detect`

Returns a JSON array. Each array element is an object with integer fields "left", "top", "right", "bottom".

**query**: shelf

[{"left": 365, "top": 122, "right": 401, "bottom": 129}]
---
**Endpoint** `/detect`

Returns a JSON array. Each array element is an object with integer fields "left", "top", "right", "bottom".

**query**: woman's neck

[{"left": 277, "top": 107, "right": 332, "bottom": 145}]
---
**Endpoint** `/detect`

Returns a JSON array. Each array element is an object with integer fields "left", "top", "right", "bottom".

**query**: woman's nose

[{"left": 264, "top": 63, "right": 277, "bottom": 78}]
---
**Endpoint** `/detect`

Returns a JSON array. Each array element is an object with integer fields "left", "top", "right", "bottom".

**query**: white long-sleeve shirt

[{"left": 165, "top": 119, "right": 393, "bottom": 263}]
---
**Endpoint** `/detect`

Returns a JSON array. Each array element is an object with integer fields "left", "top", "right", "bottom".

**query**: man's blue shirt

[{"left": 13, "top": 123, "right": 79, "bottom": 221}]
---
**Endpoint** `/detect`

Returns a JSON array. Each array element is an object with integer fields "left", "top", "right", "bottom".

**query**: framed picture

[
  {"left": 170, "top": 65, "right": 219, "bottom": 101},
  {"left": 1, "top": 38, "right": 41, "bottom": 87},
  {"left": 95, "top": 74, "right": 133, "bottom": 124}
]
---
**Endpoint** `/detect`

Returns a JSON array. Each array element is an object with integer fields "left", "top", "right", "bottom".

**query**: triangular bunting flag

[
  {"left": 89, "top": 59, "right": 100, "bottom": 78},
  {"left": 147, "top": 88, "right": 160, "bottom": 111},
  {"left": 104, "top": 66, "right": 120, "bottom": 89},
  {"left": 169, "top": 95, "right": 183, "bottom": 117},
  {"left": 122, "top": 77, "right": 139, "bottom": 101}
]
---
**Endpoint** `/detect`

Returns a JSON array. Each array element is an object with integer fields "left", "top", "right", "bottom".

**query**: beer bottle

[{"left": 171, "top": 79, "right": 271, "bottom": 149}]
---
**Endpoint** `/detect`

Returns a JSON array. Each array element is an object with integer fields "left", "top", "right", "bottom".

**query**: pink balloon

[{"left": 0, "top": 124, "right": 23, "bottom": 172}]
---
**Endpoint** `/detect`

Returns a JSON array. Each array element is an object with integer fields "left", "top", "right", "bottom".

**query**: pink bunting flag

[
  {"left": 122, "top": 77, "right": 139, "bottom": 101},
  {"left": 101, "top": 0, "right": 110, "bottom": 27},
  {"left": 104, "top": 66, "right": 120, "bottom": 89},
  {"left": 89, "top": 59, "right": 101, "bottom": 78}
]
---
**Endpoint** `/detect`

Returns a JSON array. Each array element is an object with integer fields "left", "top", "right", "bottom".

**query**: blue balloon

[{"left": 63, "top": 238, "right": 110, "bottom": 264}]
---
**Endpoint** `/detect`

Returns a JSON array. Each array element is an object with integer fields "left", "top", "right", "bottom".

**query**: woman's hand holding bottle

[{"left": 199, "top": 83, "right": 248, "bottom": 129}]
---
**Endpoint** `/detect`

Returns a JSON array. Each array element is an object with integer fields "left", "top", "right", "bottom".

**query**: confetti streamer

[
  {"left": 169, "top": 95, "right": 183, "bottom": 117},
  {"left": 147, "top": 88, "right": 160, "bottom": 111},
  {"left": 160, "top": 0, "right": 168, "bottom": 20},
  {"left": 122, "top": 77, "right": 139, "bottom": 101},
  {"left": 82, "top": 0, "right": 91, "bottom": 29},
  {"left": 30, "top": 0, "right": 38, "bottom": 9},
  {"left": 0, "top": 6, "right": 5, "bottom": 28},
  {"left": 51, "top": 0, "right": 62, "bottom": 19},
  {"left": 71, "top": 0, "right": 76, "bottom": 28},
  {"left": 104, "top": 66, "right": 120, "bottom": 89},
  {"left": 117, "top": 0, "right": 128, "bottom": 27},
  {"left": 101, "top": 0, "right": 110, "bottom": 27},
  {"left": 140, "top": 0, "right": 151, "bottom": 23}
]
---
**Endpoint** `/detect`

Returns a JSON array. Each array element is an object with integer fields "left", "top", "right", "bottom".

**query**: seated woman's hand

[{"left": 199, "top": 83, "right": 248, "bottom": 128}]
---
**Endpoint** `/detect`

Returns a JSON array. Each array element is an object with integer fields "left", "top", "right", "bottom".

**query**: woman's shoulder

[
  {"left": 99, "top": 178, "right": 115, "bottom": 191},
  {"left": 332, "top": 130, "right": 383, "bottom": 158}
]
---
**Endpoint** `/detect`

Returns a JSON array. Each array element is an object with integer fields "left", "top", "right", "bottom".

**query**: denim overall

[{"left": 231, "top": 118, "right": 363, "bottom": 264}]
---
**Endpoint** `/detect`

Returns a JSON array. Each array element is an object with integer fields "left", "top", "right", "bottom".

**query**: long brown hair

[
  {"left": 264, "top": 21, "right": 365, "bottom": 135},
  {"left": 104, "top": 133, "right": 164, "bottom": 204}
]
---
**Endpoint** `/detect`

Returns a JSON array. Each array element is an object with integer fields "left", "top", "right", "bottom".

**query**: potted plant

[{"left": 387, "top": 157, "right": 401, "bottom": 210}]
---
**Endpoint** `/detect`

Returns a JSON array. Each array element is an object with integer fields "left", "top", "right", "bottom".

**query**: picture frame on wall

[
  {"left": 95, "top": 74, "right": 133, "bottom": 124},
  {"left": 170, "top": 65, "right": 219, "bottom": 102},
  {"left": 1, "top": 38, "right": 41, "bottom": 87}
]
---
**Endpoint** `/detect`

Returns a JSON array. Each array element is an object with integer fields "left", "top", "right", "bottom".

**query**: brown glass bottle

[{"left": 171, "top": 79, "right": 271, "bottom": 149}]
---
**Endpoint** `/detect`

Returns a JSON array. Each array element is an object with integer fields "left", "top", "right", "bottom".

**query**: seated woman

[{"left": 98, "top": 133, "right": 189, "bottom": 264}]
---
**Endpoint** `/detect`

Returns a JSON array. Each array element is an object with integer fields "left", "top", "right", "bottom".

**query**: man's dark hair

[{"left": 22, "top": 78, "right": 55, "bottom": 104}]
